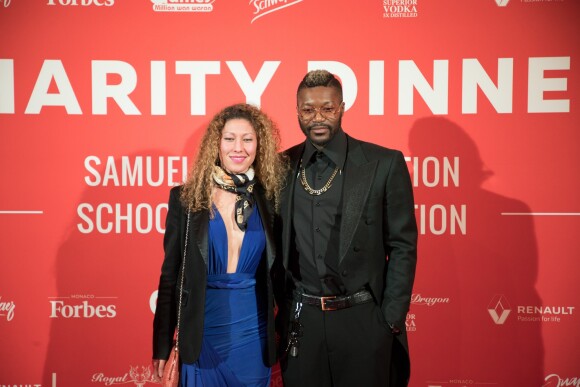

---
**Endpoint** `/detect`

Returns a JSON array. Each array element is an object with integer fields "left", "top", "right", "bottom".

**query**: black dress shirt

[{"left": 290, "top": 129, "right": 348, "bottom": 296}]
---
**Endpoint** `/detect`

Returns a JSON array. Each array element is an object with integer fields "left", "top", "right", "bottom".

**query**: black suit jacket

[
  {"left": 275, "top": 134, "right": 418, "bottom": 378},
  {"left": 153, "top": 185, "right": 278, "bottom": 366}
]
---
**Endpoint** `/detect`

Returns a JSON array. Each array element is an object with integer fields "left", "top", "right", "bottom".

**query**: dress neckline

[{"left": 212, "top": 205, "right": 247, "bottom": 274}]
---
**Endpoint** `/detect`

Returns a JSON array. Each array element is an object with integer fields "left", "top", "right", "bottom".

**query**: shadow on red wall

[
  {"left": 43, "top": 124, "right": 207, "bottom": 385},
  {"left": 408, "top": 116, "right": 543, "bottom": 386}
]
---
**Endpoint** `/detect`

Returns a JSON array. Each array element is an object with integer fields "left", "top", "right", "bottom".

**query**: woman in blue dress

[{"left": 152, "top": 104, "right": 287, "bottom": 386}]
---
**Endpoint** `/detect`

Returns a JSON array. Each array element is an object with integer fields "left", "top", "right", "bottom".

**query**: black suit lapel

[
  {"left": 191, "top": 210, "right": 209, "bottom": 267},
  {"left": 281, "top": 143, "right": 304, "bottom": 269},
  {"left": 339, "top": 137, "right": 377, "bottom": 265},
  {"left": 255, "top": 188, "right": 276, "bottom": 269}
]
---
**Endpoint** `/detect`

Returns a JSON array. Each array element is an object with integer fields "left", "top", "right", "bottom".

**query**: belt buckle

[{"left": 320, "top": 296, "right": 337, "bottom": 311}]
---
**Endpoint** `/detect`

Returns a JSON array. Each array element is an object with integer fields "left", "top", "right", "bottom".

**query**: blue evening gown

[{"left": 180, "top": 206, "right": 271, "bottom": 387}]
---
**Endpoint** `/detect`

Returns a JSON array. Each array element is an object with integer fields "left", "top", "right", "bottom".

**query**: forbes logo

[
  {"left": 49, "top": 300, "right": 117, "bottom": 318},
  {"left": 47, "top": 0, "right": 115, "bottom": 6}
]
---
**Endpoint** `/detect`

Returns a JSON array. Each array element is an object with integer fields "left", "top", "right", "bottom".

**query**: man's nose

[{"left": 312, "top": 109, "right": 325, "bottom": 122}]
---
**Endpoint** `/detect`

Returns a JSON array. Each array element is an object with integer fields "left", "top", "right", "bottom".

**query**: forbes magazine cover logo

[
  {"left": 49, "top": 294, "right": 117, "bottom": 318},
  {"left": 487, "top": 294, "right": 511, "bottom": 324}
]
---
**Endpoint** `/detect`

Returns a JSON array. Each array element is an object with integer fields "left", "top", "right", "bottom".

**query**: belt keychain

[{"left": 285, "top": 299, "right": 303, "bottom": 357}]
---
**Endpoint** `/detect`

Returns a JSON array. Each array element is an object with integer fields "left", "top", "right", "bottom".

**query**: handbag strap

[{"left": 175, "top": 208, "right": 191, "bottom": 348}]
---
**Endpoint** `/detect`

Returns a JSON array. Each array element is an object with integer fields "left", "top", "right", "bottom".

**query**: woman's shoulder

[
  {"left": 167, "top": 185, "right": 189, "bottom": 210},
  {"left": 169, "top": 184, "right": 183, "bottom": 194},
  {"left": 168, "top": 185, "right": 183, "bottom": 200}
]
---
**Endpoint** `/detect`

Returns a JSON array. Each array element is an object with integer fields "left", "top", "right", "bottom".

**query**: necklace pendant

[{"left": 299, "top": 165, "right": 339, "bottom": 196}]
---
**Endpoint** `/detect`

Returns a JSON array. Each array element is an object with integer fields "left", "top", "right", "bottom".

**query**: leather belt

[{"left": 293, "top": 289, "right": 374, "bottom": 311}]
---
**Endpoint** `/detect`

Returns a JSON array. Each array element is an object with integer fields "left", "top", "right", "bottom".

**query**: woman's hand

[{"left": 152, "top": 359, "right": 166, "bottom": 380}]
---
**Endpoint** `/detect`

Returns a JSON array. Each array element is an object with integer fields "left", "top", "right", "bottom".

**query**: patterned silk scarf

[{"left": 212, "top": 165, "right": 256, "bottom": 231}]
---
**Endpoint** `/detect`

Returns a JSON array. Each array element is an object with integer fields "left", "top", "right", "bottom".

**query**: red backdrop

[{"left": 1, "top": 1, "right": 579, "bottom": 386}]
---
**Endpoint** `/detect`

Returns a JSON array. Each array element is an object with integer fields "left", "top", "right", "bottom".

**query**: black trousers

[{"left": 281, "top": 300, "right": 394, "bottom": 387}]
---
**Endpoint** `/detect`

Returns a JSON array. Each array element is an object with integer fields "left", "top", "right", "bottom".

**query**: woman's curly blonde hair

[{"left": 180, "top": 103, "right": 287, "bottom": 212}]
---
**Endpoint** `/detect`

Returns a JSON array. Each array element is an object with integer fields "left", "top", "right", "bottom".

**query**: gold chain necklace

[{"left": 299, "top": 162, "right": 339, "bottom": 196}]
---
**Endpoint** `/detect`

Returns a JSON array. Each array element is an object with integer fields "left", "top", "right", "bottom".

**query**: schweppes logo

[{"left": 249, "top": 0, "right": 303, "bottom": 24}]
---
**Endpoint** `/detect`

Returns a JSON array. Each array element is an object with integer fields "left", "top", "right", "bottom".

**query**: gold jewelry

[{"left": 299, "top": 163, "right": 339, "bottom": 196}]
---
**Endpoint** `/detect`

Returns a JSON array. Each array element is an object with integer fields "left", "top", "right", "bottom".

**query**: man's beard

[{"left": 299, "top": 116, "right": 342, "bottom": 147}]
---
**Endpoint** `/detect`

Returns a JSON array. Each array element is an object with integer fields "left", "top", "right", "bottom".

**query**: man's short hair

[{"left": 297, "top": 70, "right": 343, "bottom": 100}]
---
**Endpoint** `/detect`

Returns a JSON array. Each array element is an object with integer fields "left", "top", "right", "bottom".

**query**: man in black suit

[{"left": 275, "top": 70, "right": 418, "bottom": 386}]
